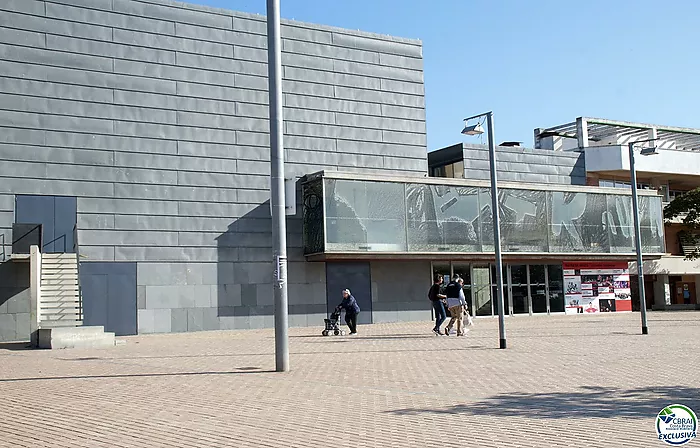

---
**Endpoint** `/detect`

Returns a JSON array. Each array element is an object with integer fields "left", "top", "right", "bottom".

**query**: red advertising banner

[
  {"left": 562, "top": 262, "right": 629, "bottom": 271},
  {"left": 563, "top": 261, "right": 632, "bottom": 315}
]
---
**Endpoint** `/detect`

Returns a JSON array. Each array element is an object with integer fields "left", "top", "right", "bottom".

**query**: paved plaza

[{"left": 1, "top": 312, "right": 698, "bottom": 448}]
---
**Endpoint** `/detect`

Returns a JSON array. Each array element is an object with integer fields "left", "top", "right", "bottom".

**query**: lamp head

[
  {"left": 461, "top": 123, "right": 485, "bottom": 136},
  {"left": 640, "top": 146, "right": 658, "bottom": 156}
]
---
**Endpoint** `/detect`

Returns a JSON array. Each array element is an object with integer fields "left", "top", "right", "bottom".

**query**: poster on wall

[
  {"left": 562, "top": 262, "right": 632, "bottom": 313},
  {"left": 564, "top": 275, "right": 583, "bottom": 314}
]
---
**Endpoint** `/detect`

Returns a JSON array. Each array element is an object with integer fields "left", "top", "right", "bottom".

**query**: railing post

[{"left": 29, "top": 245, "right": 42, "bottom": 347}]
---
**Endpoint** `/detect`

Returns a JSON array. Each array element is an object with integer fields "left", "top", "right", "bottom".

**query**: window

[
  {"left": 599, "top": 179, "right": 652, "bottom": 190},
  {"left": 669, "top": 190, "right": 687, "bottom": 201}
]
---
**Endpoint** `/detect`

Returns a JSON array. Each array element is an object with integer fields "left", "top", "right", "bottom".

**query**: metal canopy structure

[{"left": 538, "top": 117, "right": 700, "bottom": 151}]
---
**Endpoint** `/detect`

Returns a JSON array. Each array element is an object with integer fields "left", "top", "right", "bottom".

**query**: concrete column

[
  {"left": 648, "top": 127, "right": 658, "bottom": 142},
  {"left": 653, "top": 274, "right": 671, "bottom": 309},
  {"left": 29, "top": 245, "right": 41, "bottom": 347},
  {"left": 576, "top": 117, "right": 589, "bottom": 149}
]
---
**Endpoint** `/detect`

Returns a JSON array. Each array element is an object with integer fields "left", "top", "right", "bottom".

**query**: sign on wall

[{"left": 562, "top": 262, "right": 632, "bottom": 314}]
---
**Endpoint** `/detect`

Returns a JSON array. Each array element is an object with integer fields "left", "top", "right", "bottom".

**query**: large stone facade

[{"left": 0, "top": 0, "right": 429, "bottom": 340}]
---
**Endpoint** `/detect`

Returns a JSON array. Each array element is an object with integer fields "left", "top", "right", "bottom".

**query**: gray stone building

[
  {"left": 0, "top": 0, "right": 668, "bottom": 344},
  {"left": 0, "top": 0, "right": 428, "bottom": 341}
]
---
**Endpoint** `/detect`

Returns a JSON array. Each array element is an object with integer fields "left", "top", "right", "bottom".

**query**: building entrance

[{"left": 431, "top": 262, "right": 565, "bottom": 316}]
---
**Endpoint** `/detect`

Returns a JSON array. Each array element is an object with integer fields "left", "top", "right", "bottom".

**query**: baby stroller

[{"left": 322, "top": 307, "right": 346, "bottom": 336}]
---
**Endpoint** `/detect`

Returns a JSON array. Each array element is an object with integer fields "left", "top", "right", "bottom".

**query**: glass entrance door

[
  {"left": 473, "top": 266, "right": 492, "bottom": 317},
  {"left": 529, "top": 265, "right": 548, "bottom": 314},
  {"left": 547, "top": 265, "right": 565, "bottom": 313},
  {"left": 510, "top": 265, "right": 529, "bottom": 314}
]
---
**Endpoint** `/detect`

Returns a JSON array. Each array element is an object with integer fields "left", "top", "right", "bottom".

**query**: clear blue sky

[{"left": 194, "top": 0, "right": 700, "bottom": 151}]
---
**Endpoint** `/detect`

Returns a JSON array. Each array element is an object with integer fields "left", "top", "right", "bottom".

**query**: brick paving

[{"left": 0, "top": 312, "right": 699, "bottom": 448}]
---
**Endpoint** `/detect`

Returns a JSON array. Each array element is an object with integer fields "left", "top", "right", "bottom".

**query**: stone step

[
  {"left": 38, "top": 326, "right": 115, "bottom": 350},
  {"left": 41, "top": 283, "right": 79, "bottom": 291},
  {"left": 41, "top": 273, "right": 78, "bottom": 280},
  {"left": 41, "top": 284, "right": 79, "bottom": 290},
  {"left": 42, "top": 297, "right": 81, "bottom": 303},
  {"left": 40, "top": 320, "right": 84, "bottom": 328},
  {"left": 42, "top": 308, "right": 82, "bottom": 315},
  {"left": 43, "top": 296, "right": 80, "bottom": 301},
  {"left": 42, "top": 278, "right": 79, "bottom": 284},
  {"left": 42, "top": 316, "right": 82, "bottom": 323},
  {"left": 42, "top": 301, "right": 81, "bottom": 308},
  {"left": 41, "top": 266, "right": 77, "bottom": 272},
  {"left": 42, "top": 294, "right": 80, "bottom": 301},
  {"left": 42, "top": 284, "right": 79, "bottom": 289}
]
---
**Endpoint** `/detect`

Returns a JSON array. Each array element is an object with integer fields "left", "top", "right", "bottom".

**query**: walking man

[
  {"left": 428, "top": 274, "right": 447, "bottom": 336},
  {"left": 444, "top": 276, "right": 468, "bottom": 336},
  {"left": 338, "top": 289, "right": 361, "bottom": 335}
]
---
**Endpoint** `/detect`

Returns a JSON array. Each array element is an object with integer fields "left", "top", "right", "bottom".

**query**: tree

[{"left": 663, "top": 188, "right": 700, "bottom": 260}]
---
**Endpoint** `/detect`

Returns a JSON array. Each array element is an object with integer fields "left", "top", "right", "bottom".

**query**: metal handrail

[
  {"left": 42, "top": 233, "right": 67, "bottom": 253},
  {"left": 73, "top": 224, "right": 83, "bottom": 322},
  {"left": 0, "top": 233, "right": 5, "bottom": 261}
]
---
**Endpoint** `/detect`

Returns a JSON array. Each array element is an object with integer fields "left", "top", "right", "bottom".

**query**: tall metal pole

[
  {"left": 629, "top": 142, "right": 649, "bottom": 335},
  {"left": 267, "top": 0, "right": 289, "bottom": 371},
  {"left": 487, "top": 112, "right": 507, "bottom": 349}
]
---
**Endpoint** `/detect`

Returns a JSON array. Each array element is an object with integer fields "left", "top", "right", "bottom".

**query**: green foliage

[{"left": 664, "top": 188, "right": 700, "bottom": 260}]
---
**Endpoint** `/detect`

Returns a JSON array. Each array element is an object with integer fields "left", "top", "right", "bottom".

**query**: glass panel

[
  {"left": 453, "top": 263, "right": 472, "bottom": 311},
  {"left": 302, "top": 180, "right": 325, "bottom": 254},
  {"left": 606, "top": 194, "right": 634, "bottom": 253},
  {"left": 313, "top": 177, "right": 666, "bottom": 255},
  {"left": 529, "top": 265, "right": 546, "bottom": 284},
  {"left": 479, "top": 188, "right": 495, "bottom": 251},
  {"left": 640, "top": 195, "right": 665, "bottom": 253},
  {"left": 511, "top": 285, "right": 529, "bottom": 314},
  {"left": 548, "top": 264, "right": 565, "bottom": 313},
  {"left": 531, "top": 285, "right": 547, "bottom": 313},
  {"left": 500, "top": 189, "right": 548, "bottom": 252},
  {"left": 325, "top": 179, "right": 406, "bottom": 252},
  {"left": 549, "top": 191, "right": 609, "bottom": 253},
  {"left": 510, "top": 265, "right": 527, "bottom": 285},
  {"left": 473, "top": 266, "right": 492, "bottom": 317},
  {"left": 406, "top": 184, "right": 481, "bottom": 252}
]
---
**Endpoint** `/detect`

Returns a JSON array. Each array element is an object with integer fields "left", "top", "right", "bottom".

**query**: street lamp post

[
  {"left": 628, "top": 138, "right": 658, "bottom": 336},
  {"left": 266, "top": 0, "right": 289, "bottom": 371},
  {"left": 462, "top": 111, "right": 507, "bottom": 349}
]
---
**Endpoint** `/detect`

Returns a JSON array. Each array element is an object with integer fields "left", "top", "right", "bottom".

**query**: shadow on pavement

[
  {"left": 0, "top": 367, "right": 272, "bottom": 383},
  {"left": 0, "top": 342, "right": 32, "bottom": 351},
  {"left": 386, "top": 386, "right": 700, "bottom": 419}
]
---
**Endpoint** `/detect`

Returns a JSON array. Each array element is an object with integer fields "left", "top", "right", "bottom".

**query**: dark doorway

[
  {"left": 80, "top": 263, "right": 138, "bottom": 336},
  {"left": 15, "top": 195, "right": 77, "bottom": 253},
  {"left": 326, "top": 262, "right": 372, "bottom": 324}
]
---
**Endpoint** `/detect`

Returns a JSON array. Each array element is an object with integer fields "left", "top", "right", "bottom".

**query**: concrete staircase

[
  {"left": 37, "top": 253, "right": 116, "bottom": 349},
  {"left": 40, "top": 253, "right": 83, "bottom": 327}
]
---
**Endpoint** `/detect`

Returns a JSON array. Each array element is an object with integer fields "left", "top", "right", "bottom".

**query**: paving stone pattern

[{"left": 0, "top": 312, "right": 699, "bottom": 447}]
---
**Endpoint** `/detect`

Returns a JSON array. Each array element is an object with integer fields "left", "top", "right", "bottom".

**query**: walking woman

[{"left": 338, "top": 289, "right": 361, "bottom": 335}]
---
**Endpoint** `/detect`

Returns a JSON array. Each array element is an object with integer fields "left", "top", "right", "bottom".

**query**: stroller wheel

[
  {"left": 340, "top": 331, "right": 346, "bottom": 336},
  {"left": 322, "top": 330, "right": 329, "bottom": 336},
  {"left": 334, "top": 330, "right": 340, "bottom": 336}
]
